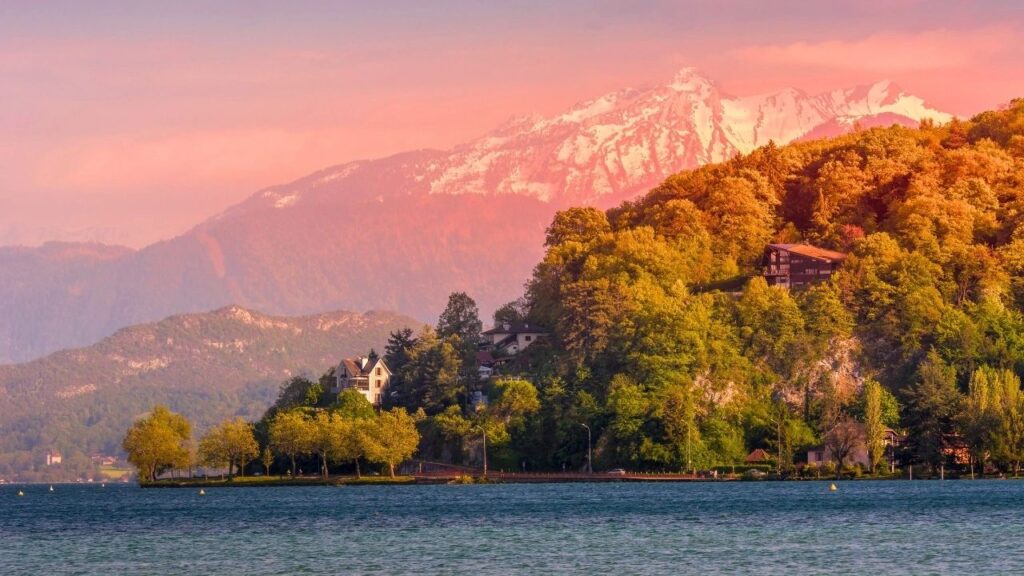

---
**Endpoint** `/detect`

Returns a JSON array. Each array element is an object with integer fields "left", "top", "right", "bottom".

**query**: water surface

[{"left": 1, "top": 481, "right": 1021, "bottom": 574}]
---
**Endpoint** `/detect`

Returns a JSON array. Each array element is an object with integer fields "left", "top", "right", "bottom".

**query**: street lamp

[{"left": 580, "top": 423, "right": 592, "bottom": 474}]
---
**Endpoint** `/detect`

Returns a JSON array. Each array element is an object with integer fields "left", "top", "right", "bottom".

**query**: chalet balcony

[{"left": 763, "top": 264, "right": 790, "bottom": 276}]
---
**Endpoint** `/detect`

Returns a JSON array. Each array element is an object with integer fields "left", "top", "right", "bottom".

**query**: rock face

[
  {"left": 0, "top": 69, "right": 949, "bottom": 364},
  {"left": 0, "top": 306, "right": 423, "bottom": 463}
]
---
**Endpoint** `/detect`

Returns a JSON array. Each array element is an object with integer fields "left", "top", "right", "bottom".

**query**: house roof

[
  {"left": 477, "top": 350, "right": 496, "bottom": 365},
  {"left": 744, "top": 448, "right": 773, "bottom": 463},
  {"left": 767, "top": 243, "right": 848, "bottom": 263},
  {"left": 339, "top": 357, "right": 390, "bottom": 378},
  {"left": 482, "top": 322, "right": 550, "bottom": 336}
]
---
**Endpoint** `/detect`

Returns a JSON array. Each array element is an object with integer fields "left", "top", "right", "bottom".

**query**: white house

[
  {"left": 45, "top": 450, "right": 63, "bottom": 466},
  {"left": 480, "top": 322, "right": 548, "bottom": 356},
  {"left": 331, "top": 356, "right": 391, "bottom": 406}
]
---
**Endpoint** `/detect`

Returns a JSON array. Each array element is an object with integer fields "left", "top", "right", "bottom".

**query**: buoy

[
  {"left": 829, "top": 483, "right": 837, "bottom": 491},
  {"left": 199, "top": 489, "right": 206, "bottom": 496},
  {"left": 101, "top": 483, "right": 105, "bottom": 488},
  {"left": 17, "top": 490, "right": 24, "bottom": 497},
  {"left": 49, "top": 485, "right": 54, "bottom": 492}
]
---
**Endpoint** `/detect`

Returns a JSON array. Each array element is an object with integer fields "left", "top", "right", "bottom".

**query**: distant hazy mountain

[
  {"left": 0, "top": 69, "right": 949, "bottom": 364},
  {"left": 0, "top": 306, "right": 421, "bottom": 470}
]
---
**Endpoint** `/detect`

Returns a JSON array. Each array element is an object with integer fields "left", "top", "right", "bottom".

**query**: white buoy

[
  {"left": 199, "top": 488, "right": 206, "bottom": 496},
  {"left": 49, "top": 485, "right": 54, "bottom": 492},
  {"left": 17, "top": 490, "right": 24, "bottom": 497},
  {"left": 829, "top": 483, "right": 837, "bottom": 492}
]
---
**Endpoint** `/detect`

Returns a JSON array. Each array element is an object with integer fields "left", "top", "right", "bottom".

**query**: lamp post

[{"left": 580, "top": 423, "right": 592, "bottom": 474}]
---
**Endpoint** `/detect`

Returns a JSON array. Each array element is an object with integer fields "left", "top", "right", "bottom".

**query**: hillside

[
  {"left": 0, "top": 306, "right": 423, "bottom": 478},
  {"left": 491, "top": 99, "right": 1024, "bottom": 472},
  {"left": 0, "top": 69, "right": 949, "bottom": 364}
]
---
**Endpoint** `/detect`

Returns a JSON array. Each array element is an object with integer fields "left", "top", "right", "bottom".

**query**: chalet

[
  {"left": 762, "top": 244, "right": 847, "bottom": 289},
  {"left": 477, "top": 322, "right": 549, "bottom": 379},
  {"left": 330, "top": 356, "right": 391, "bottom": 407},
  {"left": 45, "top": 450, "right": 62, "bottom": 466},
  {"left": 481, "top": 322, "right": 549, "bottom": 356}
]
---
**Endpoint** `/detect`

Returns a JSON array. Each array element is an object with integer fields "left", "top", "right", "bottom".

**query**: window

[
  {"left": 376, "top": 379, "right": 382, "bottom": 389},
  {"left": 376, "top": 367, "right": 382, "bottom": 376},
  {"left": 525, "top": 335, "right": 532, "bottom": 342}
]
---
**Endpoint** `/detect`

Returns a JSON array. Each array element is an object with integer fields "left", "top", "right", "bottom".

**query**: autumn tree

[
  {"left": 122, "top": 405, "right": 192, "bottom": 482},
  {"left": 363, "top": 408, "right": 421, "bottom": 477},
  {"left": 269, "top": 410, "right": 314, "bottom": 476},
  {"left": 198, "top": 417, "right": 259, "bottom": 477}
]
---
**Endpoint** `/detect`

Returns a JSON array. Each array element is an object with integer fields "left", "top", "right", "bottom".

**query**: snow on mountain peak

[{"left": 262, "top": 68, "right": 951, "bottom": 210}]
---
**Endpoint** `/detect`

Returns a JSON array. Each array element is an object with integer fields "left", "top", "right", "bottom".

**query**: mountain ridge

[
  {"left": 0, "top": 305, "right": 423, "bottom": 477},
  {"left": 0, "top": 68, "right": 950, "bottom": 364}
]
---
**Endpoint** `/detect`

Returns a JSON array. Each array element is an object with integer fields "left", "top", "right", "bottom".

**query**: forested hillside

[{"left": 505, "top": 99, "right": 1024, "bottom": 472}]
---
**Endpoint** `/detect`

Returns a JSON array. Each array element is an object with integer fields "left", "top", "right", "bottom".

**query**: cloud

[{"left": 732, "top": 27, "right": 1016, "bottom": 72}]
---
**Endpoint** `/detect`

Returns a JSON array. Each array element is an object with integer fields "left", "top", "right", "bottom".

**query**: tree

[
  {"left": 824, "top": 416, "right": 865, "bottom": 478},
  {"left": 363, "top": 408, "right": 421, "bottom": 477},
  {"left": 904, "top": 350, "right": 962, "bottom": 470},
  {"left": 269, "top": 410, "right": 314, "bottom": 476},
  {"left": 862, "top": 380, "right": 886, "bottom": 473},
  {"left": 336, "top": 417, "right": 372, "bottom": 478},
  {"left": 437, "top": 291, "right": 483, "bottom": 390},
  {"left": 122, "top": 405, "right": 192, "bottom": 482},
  {"left": 395, "top": 328, "right": 463, "bottom": 413},
  {"left": 384, "top": 328, "right": 418, "bottom": 375},
  {"left": 261, "top": 446, "right": 274, "bottom": 476},
  {"left": 198, "top": 418, "right": 259, "bottom": 477},
  {"left": 309, "top": 412, "right": 345, "bottom": 479},
  {"left": 334, "top": 388, "right": 377, "bottom": 420}
]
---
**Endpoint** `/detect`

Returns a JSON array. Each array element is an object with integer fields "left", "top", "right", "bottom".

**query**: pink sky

[{"left": 2, "top": 1, "right": 1022, "bottom": 247}]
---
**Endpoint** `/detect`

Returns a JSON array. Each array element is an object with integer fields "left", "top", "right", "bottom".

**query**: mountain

[
  {"left": 0, "top": 68, "right": 950, "bottom": 364},
  {"left": 0, "top": 306, "right": 422, "bottom": 476}
]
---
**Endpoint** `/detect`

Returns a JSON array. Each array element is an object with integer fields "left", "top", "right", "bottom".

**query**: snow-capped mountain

[
  {"left": 253, "top": 68, "right": 949, "bottom": 212},
  {"left": 0, "top": 68, "right": 950, "bottom": 364}
]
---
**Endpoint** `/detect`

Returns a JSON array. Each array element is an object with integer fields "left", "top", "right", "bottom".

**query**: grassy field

[{"left": 99, "top": 465, "right": 133, "bottom": 481}]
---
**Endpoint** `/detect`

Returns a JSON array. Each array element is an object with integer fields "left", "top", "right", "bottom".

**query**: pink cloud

[{"left": 732, "top": 27, "right": 1016, "bottom": 72}]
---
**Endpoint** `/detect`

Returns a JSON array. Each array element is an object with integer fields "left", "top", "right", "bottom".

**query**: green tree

[
  {"left": 904, "top": 351, "right": 962, "bottom": 470},
  {"left": 268, "top": 410, "right": 314, "bottom": 476},
  {"left": 309, "top": 411, "right": 346, "bottom": 479},
  {"left": 198, "top": 417, "right": 259, "bottom": 477},
  {"left": 334, "top": 388, "right": 377, "bottom": 420},
  {"left": 363, "top": 408, "right": 421, "bottom": 477},
  {"left": 261, "top": 446, "right": 274, "bottom": 476},
  {"left": 862, "top": 380, "right": 886, "bottom": 473},
  {"left": 122, "top": 405, "right": 192, "bottom": 482}
]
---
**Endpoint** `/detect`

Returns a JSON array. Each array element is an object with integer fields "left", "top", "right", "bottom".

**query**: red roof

[
  {"left": 745, "top": 448, "right": 773, "bottom": 463},
  {"left": 767, "top": 243, "right": 847, "bottom": 262}
]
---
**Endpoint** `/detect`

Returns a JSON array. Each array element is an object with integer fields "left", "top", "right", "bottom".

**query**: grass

[
  {"left": 99, "top": 465, "right": 132, "bottom": 480},
  {"left": 141, "top": 475, "right": 416, "bottom": 488}
]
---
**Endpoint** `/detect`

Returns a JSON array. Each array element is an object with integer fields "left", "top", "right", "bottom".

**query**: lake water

[{"left": 1, "top": 480, "right": 1022, "bottom": 575}]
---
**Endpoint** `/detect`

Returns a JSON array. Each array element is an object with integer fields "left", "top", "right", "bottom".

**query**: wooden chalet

[{"left": 762, "top": 243, "right": 847, "bottom": 288}]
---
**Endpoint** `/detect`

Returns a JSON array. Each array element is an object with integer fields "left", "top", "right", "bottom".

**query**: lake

[{"left": 1, "top": 480, "right": 1022, "bottom": 574}]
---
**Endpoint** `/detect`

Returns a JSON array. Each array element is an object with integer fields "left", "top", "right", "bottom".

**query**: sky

[{"left": 2, "top": 0, "right": 1023, "bottom": 248}]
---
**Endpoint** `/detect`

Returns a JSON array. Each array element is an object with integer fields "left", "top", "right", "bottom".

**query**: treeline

[
  {"left": 122, "top": 396, "right": 419, "bottom": 480},
  {"left": 125, "top": 99, "right": 1024, "bottom": 479}
]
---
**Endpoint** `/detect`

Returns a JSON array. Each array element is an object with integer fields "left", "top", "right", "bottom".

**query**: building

[
  {"left": 480, "top": 322, "right": 549, "bottom": 356},
  {"left": 330, "top": 356, "right": 391, "bottom": 406},
  {"left": 45, "top": 450, "right": 62, "bottom": 466},
  {"left": 762, "top": 243, "right": 847, "bottom": 288},
  {"left": 744, "top": 448, "right": 773, "bottom": 464},
  {"left": 477, "top": 322, "right": 549, "bottom": 379},
  {"left": 806, "top": 427, "right": 902, "bottom": 471}
]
